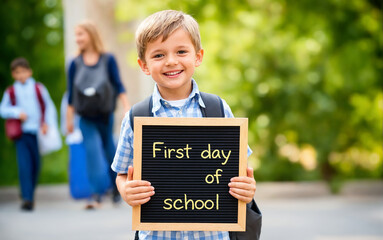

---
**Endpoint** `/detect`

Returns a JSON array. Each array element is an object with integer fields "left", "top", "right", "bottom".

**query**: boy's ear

[
  {"left": 195, "top": 48, "right": 204, "bottom": 67},
  {"left": 137, "top": 58, "right": 151, "bottom": 75}
]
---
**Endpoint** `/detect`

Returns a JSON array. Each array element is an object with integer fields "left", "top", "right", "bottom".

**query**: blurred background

[
  {"left": 1, "top": 0, "right": 381, "bottom": 190},
  {"left": 0, "top": 0, "right": 382, "bottom": 239}
]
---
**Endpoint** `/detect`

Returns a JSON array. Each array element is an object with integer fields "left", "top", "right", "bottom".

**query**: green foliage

[
  {"left": 39, "top": 144, "right": 69, "bottom": 184},
  {"left": 0, "top": 0, "right": 66, "bottom": 185},
  {"left": 117, "top": 0, "right": 383, "bottom": 182}
]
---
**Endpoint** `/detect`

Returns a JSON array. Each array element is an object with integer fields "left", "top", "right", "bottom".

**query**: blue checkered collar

[{"left": 151, "top": 79, "right": 206, "bottom": 114}]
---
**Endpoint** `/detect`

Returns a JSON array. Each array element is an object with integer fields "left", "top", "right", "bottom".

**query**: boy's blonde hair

[
  {"left": 76, "top": 20, "right": 105, "bottom": 54},
  {"left": 135, "top": 10, "right": 202, "bottom": 62}
]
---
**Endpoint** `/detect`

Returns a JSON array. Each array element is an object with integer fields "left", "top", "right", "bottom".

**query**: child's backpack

[
  {"left": 72, "top": 54, "right": 116, "bottom": 118},
  {"left": 5, "top": 83, "right": 45, "bottom": 140},
  {"left": 129, "top": 92, "right": 225, "bottom": 130}
]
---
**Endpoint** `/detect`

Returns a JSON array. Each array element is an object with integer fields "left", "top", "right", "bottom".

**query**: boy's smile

[{"left": 138, "top": 28, "right": 203, "bottom": 100}]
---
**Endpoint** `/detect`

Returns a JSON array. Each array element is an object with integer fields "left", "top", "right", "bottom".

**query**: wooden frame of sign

[{"left": 132, "top": 117, "right": 248, "bottom": 231}]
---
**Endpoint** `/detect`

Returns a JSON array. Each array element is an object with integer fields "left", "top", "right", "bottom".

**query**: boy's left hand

[
  {"left": 229, "top": 167, "right": 256, "bottom": 203},
  {"left": 40, "top": 123, "right": 48, "bottom": 135}
]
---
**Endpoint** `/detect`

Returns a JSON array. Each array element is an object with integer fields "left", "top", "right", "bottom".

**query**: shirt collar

[
  {"left": 15, "top": 77, "right": 35, "bottom": 87},
  {"left": 151, "top": 79, "right": 206, "bottom": 113}
]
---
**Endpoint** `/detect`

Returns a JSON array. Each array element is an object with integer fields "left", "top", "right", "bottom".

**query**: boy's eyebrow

[{"left": 175, "top": 45, "right": 192, "bottom": 49}]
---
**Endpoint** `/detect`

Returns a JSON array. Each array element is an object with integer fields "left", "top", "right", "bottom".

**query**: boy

[
  {"left": 0, "top": 57, "right": 54, "bottom": 211},
  {"left": 112, "top": 10, "right": 256, "bottom": 239}
]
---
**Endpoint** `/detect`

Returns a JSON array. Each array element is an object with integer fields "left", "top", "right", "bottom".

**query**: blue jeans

[
  {"left": 79, "top": 114, "right": 117, "bottom": 195},
  {"left": 15, "top": 133, "right": 40, "bottom": 202}
]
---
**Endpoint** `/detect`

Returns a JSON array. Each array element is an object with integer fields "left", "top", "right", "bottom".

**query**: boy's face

[
  {"left": 138, "top": 28, "right": 203, "bottom": 100},
  {"left": 11, "top": 67, "right": 32, "bottom": 84}
]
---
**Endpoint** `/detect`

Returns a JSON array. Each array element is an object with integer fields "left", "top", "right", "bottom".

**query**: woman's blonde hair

[
  {"left": 135, "top": 10, "right": 202, "bottom": 62},
  {"left": 76, "top": 20, "right": 105, "bottom": 54}
]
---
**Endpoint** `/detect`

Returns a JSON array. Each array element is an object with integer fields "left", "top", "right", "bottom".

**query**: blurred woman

[{"left": 66, "top": 20, "right": 129, "bottom": 208}]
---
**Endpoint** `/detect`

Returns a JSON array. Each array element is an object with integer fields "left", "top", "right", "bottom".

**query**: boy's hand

[
  {"left": 228, "top": 167, "right": 256, "bottom": 203},
  {"left": 19, "top": 112, "right": 27, "bottom": 122},
  {"left": 40, "top": 122, "right": 48, "bottom": 135},
  {"left": 116, "top": 166, "right": 155, "bottom": 206}
]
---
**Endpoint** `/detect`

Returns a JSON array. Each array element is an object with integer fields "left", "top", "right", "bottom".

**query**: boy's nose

[{"left": 165, "top": 56, "right": 179, "bottom": 66}]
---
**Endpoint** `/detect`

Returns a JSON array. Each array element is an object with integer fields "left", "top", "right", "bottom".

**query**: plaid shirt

[{"left": 112, "top": 79, "right": 252, "bottom": 240}]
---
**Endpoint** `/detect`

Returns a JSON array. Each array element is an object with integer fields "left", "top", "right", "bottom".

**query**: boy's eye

[
  {"left": 153, "top": 54, "right": 164, "bottom": 59},
  {"left": 178, "top": 50, "right": 187, "bottom": 55}
]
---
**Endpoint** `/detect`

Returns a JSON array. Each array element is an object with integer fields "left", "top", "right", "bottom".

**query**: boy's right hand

[
  {"left": 19, "top": 112, "right": 27, "bottom": 122},
  {"left": 117, "top": 166, "right": 155, "bottom": 206}
]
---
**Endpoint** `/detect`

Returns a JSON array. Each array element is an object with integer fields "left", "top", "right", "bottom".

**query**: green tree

[{"left": 116, "top": 0, "right": 382, "bottom": 186}]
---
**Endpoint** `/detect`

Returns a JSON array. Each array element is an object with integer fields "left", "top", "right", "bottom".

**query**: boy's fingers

[
  {"left": 229, "top": 190, "right": 252, "bottom": 203},
  {"left": 230, "top": 176, "right": 255, "bottom": 184},
  {"left": 229, "top": 187, "right": 253, "bottom": 198},
  {"left": 127, "top": 185, "right": 154, "bottom": 195},
  {"left": 127, "top": 166, "right": 134, "bottom": 182},
  {"left": 247, "top": 167, "right": 254, "bottom": 179},
  {"left": 130, "top": 197, "right": 151, "bottom": 206},
  {"left": 127, "top": 180, "right": 152, "bottom": 188},
  {"left": 228, "top": 181, "right": 256, "bottom": 191},
  {"left": 129, "top": 190, "right": 155, "bottom": 201}
]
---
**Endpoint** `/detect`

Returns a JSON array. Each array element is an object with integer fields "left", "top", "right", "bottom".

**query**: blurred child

[{"left": 0, "top": 57, "right": 55, "bottom": 211}]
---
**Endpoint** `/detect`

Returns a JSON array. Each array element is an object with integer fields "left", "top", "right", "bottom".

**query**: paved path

[{"left": 0, "top": 181, "right": 382, "bottom": 240}]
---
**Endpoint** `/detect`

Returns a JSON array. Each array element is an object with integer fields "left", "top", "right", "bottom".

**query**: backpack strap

[
  {"left": 7, "top": 86, "right": 16, "bottom": 106},
  {"left": 73, "top": 54, "right": 109, "bottom": 72},
  {"left": 129, "top": 95, "right": 153, "bottom": 131},
  {"left": 199, "top": 92, "right": 225, "bottom": 118},
  {"left": 35, "top": 83, "right": 46, "bottom": 125},
  {"left": 73, "top": 55, "right": 82, "bottom": 68},
  {"left": 129, "top": 92, "right": 224, "bottom": 131}
]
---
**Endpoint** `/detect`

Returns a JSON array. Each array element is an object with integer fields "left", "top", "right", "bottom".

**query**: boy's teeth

[{"left": 165, "top": 71, "right": 182, "bottom": 76}]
